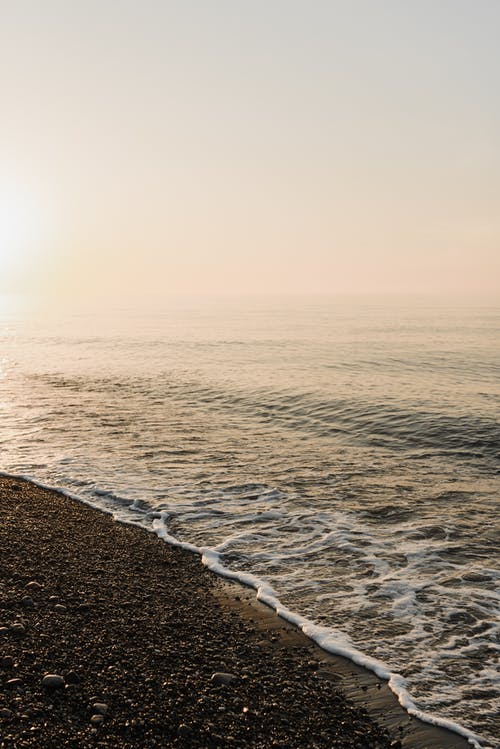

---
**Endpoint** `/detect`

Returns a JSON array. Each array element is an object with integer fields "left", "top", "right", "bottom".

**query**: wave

[{"left": 32, "top": 373, "right": 500, "bottom": 467}]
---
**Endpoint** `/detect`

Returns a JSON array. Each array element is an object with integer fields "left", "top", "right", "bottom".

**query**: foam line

[
  {"left": 150, "top": 512, "right": 486, "bottom": 749},
  {"left": 0, "top": 471, "right": 487, "bottom": 749}
]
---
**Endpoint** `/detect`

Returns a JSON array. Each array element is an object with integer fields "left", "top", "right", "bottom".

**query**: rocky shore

[{"left": 0, "top": 476, "right": 470, "bottom": 748}]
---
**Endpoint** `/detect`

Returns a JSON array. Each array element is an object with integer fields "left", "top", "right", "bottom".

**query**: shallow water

[{"left": 0, "top": 295, "right": 498, "bottom": 747}]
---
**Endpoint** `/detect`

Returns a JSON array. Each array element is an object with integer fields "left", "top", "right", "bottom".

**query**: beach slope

[{"left": 0, "top": 476, "right": 470, "bottom": 748}]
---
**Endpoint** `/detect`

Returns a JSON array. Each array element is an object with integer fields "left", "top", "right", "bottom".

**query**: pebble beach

[{"left": 0, "top": 475, "right": 473, "bottom": 748}]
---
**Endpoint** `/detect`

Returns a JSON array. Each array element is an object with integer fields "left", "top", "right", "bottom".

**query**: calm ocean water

[{"left": 0, "top": 295, "right": 498, "bottom": 747}]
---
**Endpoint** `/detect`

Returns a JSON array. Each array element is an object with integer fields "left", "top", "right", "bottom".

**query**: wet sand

[{"left": 0, "top": 476, "right": 471, "bottom": 748}]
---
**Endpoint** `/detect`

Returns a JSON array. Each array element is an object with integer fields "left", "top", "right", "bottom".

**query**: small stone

[
  {"left": 256, "top": 639, "right": 271, "bottom": 649},
  {"left": 92, "top": 703, "right": 108, "bottom": 715},
  {"left": 6, "top": 678, "right": 23, "bottom": 688},
  {"left": 48, "top": 596, "right": 59, "bottom": 603},
  {"left": 316, "top": 668, "right": 341, "bottom": 683},
  {"left": 177, "top": 724, "right": 192, "bottom": 738},
  {"left": 65, "top": 671, "right": 81, "bottom": 685},
  {"left": 1, "top": 655, "right": 15, "bottom": 669},
  {"left": 42, "top": 674, "right": 65, "bottom": 689},
  {"left": 0, "top": 708, "right": 13, "bottom": 720},
  {"left": 54, "top": 604, "right": 67, "bottom": 613},
  {"left": 22, "top": 596, "right": 35, "bottom": 609},
  {"left": 26, "top": 581, "right": 42, "bottom": 591},
  {"left": 10, "top": 623, "right": 26, "bottom": 635},
  {"left": 211, "top": 672, "right": 239, "bottom": 686},
  {"left": 90, "top": 714, "right": 104, "bottom": 726},
  {"left": 0, "top": 627, "right": 9, "bottom": 636}
]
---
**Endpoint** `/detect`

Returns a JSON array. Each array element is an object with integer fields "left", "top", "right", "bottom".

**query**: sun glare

[{"left": 0, "top": 180, "right": 49, "bottom": 286}]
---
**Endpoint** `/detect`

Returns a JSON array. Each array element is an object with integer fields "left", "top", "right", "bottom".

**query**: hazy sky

[{"left": 1, "top": 0, "right": 499, "bottom": 301}]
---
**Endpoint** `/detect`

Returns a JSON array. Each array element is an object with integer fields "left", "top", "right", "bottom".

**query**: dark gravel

[{"left": 0, "top": 476, "right": 398, "bottom": 748}]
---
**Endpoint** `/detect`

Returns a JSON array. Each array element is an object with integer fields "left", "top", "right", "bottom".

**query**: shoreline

[
  {"left": 215, "top": 581, "right": 474, "bottom": 749},
  {"left": 0, "top": 475, "right": 474, "bottom": 747}
]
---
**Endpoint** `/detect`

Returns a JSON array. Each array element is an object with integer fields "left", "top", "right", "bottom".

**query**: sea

[{"left": 0, "top": 293, "right": 498, "bottom": 748}]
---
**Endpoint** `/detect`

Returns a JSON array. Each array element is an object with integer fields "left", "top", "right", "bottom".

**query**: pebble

[
  {"left": 177, "top": 724, "right": 193, "bottom": 738},
  {"left": 0, "top": 627, "right": 9, "bottom": 636},
  {"left": 42, "top": 673, "right": 65, "bottom": 689},
  {"left": 21, "top": 596, "right": 35, "bottom": 609},
  {"left": 316, "top": 667, "right": 341, "bottom": 683},
  {"left": 0, "top": 708, "right": 13, "bottom": 720},
  {"left": 92, "top": 703, "right": 109, "bottom": 715},
  {"left": 211, "top": 672, "right": 239, "bottom": 686},
  {"left": 6, "top": 678, "right": 23, "bottom": 688},
  {"left": 54, "top": 604, "right": 67, "bottom": 613},
  {"left": 1, "top": 655, "right": 14, "bottom": 669},
  {"left": 256, "top": 639, "right": 272, "bottom": 648},
  {"left": 65, "top": 670, "right": 81, "bottom": 684},
  {"left": 25, "top": 581, "right": 42, "bottom": 591},
  {"left": 90, "top": 714, "right": 104, "bottom": 726},
  {"left": 10, "top": 623, "right": 26, "bottom": 635}
]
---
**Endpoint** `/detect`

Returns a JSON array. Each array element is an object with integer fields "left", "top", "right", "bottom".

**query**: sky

[{"left": 1, "top": 0, "right": 499, "bottom": 303}]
